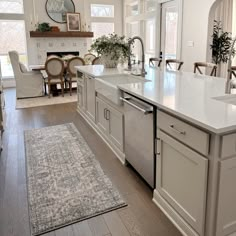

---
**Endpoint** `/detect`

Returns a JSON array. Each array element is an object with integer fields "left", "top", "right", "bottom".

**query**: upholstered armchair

[{"left": 9, "top": 51, "right": 44, "bottom": 98}]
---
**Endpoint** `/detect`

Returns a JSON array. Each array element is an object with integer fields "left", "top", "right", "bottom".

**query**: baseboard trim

[{"left": 153, "top": 190, "right": 198, "bottom": 236}]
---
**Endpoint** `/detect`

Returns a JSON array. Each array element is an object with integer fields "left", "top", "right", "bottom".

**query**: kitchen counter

[
  {"left": 76, "top": 65, "right": 236, "bottom": 134},
  {"left": 76, "top": 65, "right": 236, "bottom": 236},
  {"left": 75, "top": 65, "right": 127, "bottom": 78}
]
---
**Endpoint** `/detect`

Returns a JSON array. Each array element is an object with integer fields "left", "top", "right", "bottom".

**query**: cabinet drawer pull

[
  {"left": 104, "top": 108, "right": 107, "bottom": 119},
  {"left": 169, "top": 125, "right": 186, "bottom": 135},
  {"left": 106, "top": 109, "right": 110, "bottom": 120}
]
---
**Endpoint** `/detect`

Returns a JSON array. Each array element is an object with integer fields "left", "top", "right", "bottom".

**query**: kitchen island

[{"left": 76, "top": 65, "right": 236, "bottom": 236}]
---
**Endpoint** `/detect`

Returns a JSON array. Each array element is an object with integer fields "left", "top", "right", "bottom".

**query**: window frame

[{"left": 0, "top": 0, "right": 27, "bottom": 79}]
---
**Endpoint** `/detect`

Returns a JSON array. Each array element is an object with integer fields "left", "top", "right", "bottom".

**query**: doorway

[{"left": 160, "top": 0, "right": 182, "bottom": 61}]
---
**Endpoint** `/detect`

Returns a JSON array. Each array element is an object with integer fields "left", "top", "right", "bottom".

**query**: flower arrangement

[{"left": 89, "top": 34, "right": 130, "bottom": 67}]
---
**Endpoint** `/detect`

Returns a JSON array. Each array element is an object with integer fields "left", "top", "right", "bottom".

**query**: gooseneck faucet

[
  {"left": 128, "top": 36, "right": 146, "bottom": 77},
  {"left": 225, "top": 37, "right": 236, "bottom": 94}
]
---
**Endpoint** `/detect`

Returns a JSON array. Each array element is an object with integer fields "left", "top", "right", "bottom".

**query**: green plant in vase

[
  {"left": 89, "top": 34, "right": 131, "bottom": 68},
  {"left": 210, "top": 20, "right": 235, "bottom": 65}
]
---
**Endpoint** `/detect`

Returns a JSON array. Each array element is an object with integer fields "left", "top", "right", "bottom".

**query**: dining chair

[
  {"left": 149, "top": 58, "right": 162, "bottom": 67},
  {"left": 67, "top": 57, "right": 85, "bottom": 95},
  {"left": 228, "top": 66, "right": 236, "bottom": 88},
  {"left": 166, "top": 59, "right": 184, "bottom": 71},
  {"left": 47, "top": 54, "right": 60, "bottom": 59},
  {"left": 92, "top": 57, "right": 102, "bottom": 65},
  {"left": 84, "top": 53, "right": 96, "bottom": 65},
  {"left": 194, "top": 62, "right": 217, "bottom": 76},
  {"left": 45, "top": 57, "right": 65, "bottom": 98},
  {"left": 9, "top": 50, "right": 44, "bottom": 98}
]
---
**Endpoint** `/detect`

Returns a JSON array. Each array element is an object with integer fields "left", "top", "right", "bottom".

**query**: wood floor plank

[
  {"left": 1, "top": 134, "right": 19, "bottom": 236},
  {"left": 103, "top": 211, "right": 131, "bottom": 236},
  {"left": 0, "top": 88, "right": 182, "bottom": 236},
  {"left": 72, "top": 220, "right": 93, "bottom": 236},
  {"left": 118, "top": 207, "right": 147, "bottom": 236},
  {"left": 88, "top": 216, "right": 110, "bottom": 236},
  {"left": 55, "top": 226, "right": 75, "bottom": 236}
]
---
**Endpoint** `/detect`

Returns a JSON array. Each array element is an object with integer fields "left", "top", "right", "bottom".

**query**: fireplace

[{"left": 47, "top": 51, "right": 80, "bottom": 58}]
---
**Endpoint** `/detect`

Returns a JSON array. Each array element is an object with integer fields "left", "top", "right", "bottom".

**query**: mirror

[{"left": 46, "top": 0, "right": 75, "bottom": 24}]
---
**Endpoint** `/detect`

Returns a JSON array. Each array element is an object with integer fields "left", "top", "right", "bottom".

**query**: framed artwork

[{"left": 66, "top": 12, "right": 81, "bottom": 31}]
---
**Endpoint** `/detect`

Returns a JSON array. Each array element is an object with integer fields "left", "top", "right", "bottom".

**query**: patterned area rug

[
  {"left": 24, "top": 123, "right": 126, "bottom": 236},
  {"left": 16, "top": 93, "right": 77, "bottom": 109}
]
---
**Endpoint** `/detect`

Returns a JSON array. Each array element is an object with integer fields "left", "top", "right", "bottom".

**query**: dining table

[{"left": 29, "top": 55, "right": 89, "bottom": 96}]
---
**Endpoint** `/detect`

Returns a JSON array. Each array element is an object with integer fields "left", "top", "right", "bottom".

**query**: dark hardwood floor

[{"left": 0, "top": 88, "right": 182, "bottom": 236}]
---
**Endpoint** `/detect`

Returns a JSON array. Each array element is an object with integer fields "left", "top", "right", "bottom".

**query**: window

[
  {"left": 146, "top": 19, "right": 155, "bottom": 52},
  {"left": 91, "top": 4, "right": 114, "bottom": 17},
  {"left": 126, "top": 1, "right": 139, "bottom": 17},
  {"left": 0, "top": 0, "right": 24, "bottom": 14},
  {"left": 90, "top": 3, "right": 115, "bottom": 40},
  {"left": 91, "top": 22, "right": 114, "bottom": 39},
  {"left": 0, "top": 20, "right": 27, "bottom": 77},
  {"left": 144, "top": 0, "right": 156, "bottom": 12}
]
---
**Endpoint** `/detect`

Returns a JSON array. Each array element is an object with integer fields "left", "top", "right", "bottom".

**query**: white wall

[
  {"left": 24, "top": 0, "right": 123, "bottom": 65},
  {"left": 181, "top": 0, "right": 215, "bottom": 72}
]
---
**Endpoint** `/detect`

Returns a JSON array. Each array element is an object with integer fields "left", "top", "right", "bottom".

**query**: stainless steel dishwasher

[{"left": 121, "top": 93, "right": 155, "bottom": 188}]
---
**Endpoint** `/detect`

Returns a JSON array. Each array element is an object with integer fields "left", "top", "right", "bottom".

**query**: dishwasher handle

[{"left": 120, "top": 97, "right": 153, "bottom": 114}]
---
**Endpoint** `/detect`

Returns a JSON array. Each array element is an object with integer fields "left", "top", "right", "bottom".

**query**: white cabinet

[
  {"left": 108, "top": 104, "right": 124, "bottom": 151},
  {"left": 77, "top": 83, "right": 86, "bottom": 111},
  {"left": 154, "top": 110, "right": 209, "bottom": 236},
  {"left": 86, "top": 76, "right": 96, "bottom": 122},
  {"left": 216, "top": 157, "right": 236, "bottom": 236},
  {"left": 156, "top": 130, "right": 208, "bottom": 235},
  {"left": 96, "top": 97, "right": 109, "bottom": 134},
  {"left": 96, "top": 97, "right": 124, "bottom": 152}
]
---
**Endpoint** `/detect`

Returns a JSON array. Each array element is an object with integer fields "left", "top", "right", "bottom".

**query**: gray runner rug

[{"left": 24, "top": 123, "right": 126, "bottom": 236}]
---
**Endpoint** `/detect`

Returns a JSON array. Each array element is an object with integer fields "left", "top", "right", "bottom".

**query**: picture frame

[{"left": 66, "top": 12, "right": 81, "bottom": 31}]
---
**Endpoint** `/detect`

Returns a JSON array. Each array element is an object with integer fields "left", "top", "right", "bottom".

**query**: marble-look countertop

[
  {"left": 75, "top": 65, "right": 127, "bottom": 78},
  {"left": 76, "top": 65, "right": 236, "bottom": 134}
]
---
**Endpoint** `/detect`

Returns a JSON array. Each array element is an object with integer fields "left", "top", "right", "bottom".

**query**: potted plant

[
  {"left": 89, "top": 34, "right": 130, "bottom": 68},
  {"left": 210, "top": 20, "right": 235, "bottom": 65}
]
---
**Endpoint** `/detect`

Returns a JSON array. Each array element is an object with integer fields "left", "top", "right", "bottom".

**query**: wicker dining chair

[
  {"left": 166, "top": 59, "right": 184, "bottom": 71},
  {"left": 67, "top": 57, "right": 85, "bottom": 95},
  {"left": 194, "top": 62, "right": 217, "bottom": 76},
  {"left": 92, "top": 57, "right": 102, "bottom": 65},
  {"left": 45, "top": 57, "right": 65, "bottom": 98},
  {"left": 149, "top": 58, "right": 162, "bottom": 67}
]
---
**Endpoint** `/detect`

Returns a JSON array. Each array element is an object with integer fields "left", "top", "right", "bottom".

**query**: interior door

[{"left": 160, "top": 0, "right": 182, "bottom": 60}]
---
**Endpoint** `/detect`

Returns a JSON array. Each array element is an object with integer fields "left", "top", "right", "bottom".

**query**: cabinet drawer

[
  {"left": 221, "top": 133, "right": 236, "bottom": 158},
  {"left": 157, "top": 110, "right": 209, "bottom": 156}
]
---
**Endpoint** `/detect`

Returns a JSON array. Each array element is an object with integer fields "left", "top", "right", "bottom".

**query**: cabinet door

[
  {"left": 77, "top": 84, "right": 84, "bottom": 110},
  {"left": 96, "top": 97, "right": 109, "bottom": 135},
  {"left": 107, "top": 104, "right": 124, "bottom": 152},
  {"left": 86, "top": 76, "right": 95, "bottom": 121},
  {"left": 156, "top": 130, "right": 208, "bottom": 235},
  {"left": 216, "top": 157, "right": 236, "bottom": 236}
]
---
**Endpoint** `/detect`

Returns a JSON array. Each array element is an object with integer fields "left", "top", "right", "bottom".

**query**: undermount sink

[
  {"left": 212, "top": 94, "right": 236, "bottom": 105},
  {"left": 95, "top": 74, "right": 149, "bottom": 105}
]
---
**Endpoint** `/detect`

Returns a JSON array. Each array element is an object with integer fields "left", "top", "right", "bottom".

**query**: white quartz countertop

[
  {"left": 75, "top": 65, "right": 127, "bottom": 78},
  {"left": 76, "top": 65, "right": 236, "bottom": 134}
]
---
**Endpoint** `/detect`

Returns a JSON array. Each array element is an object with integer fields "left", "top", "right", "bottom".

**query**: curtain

[{"left": 214, "top": 0, "right": 233, "bottom": 78}]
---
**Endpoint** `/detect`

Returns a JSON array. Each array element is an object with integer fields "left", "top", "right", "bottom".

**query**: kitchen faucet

[
  {"left": 225, "top": 36, "right": 236, "bottom": 94},
  {"left": 128, "top": 36, "right": 147, "bottom": 77}
]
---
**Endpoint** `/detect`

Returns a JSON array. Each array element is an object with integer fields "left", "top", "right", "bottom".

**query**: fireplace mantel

[{"left": 30, "top": 31, "right": 94, "bottom": 38}]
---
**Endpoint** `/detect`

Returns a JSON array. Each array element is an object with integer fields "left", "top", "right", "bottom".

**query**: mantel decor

[
  {"left": 29, "top": 31, "right": 93, "bottom": 38},
  {"left": 89, "top": 34, "right": 130, "bottom": 68},
  {"left": 45, "top": 0, "right": 75, "bottom": 23},
  {"left": 66, "top": 12, "right": 81, "bottom": 31}
]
